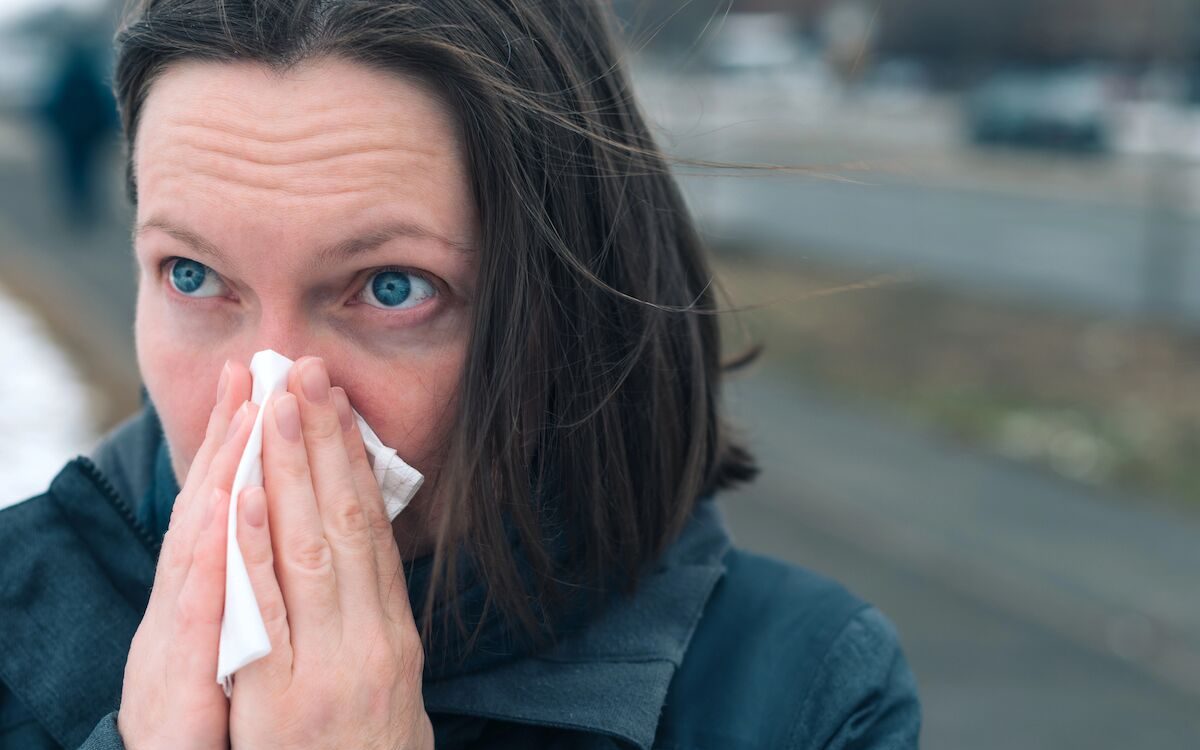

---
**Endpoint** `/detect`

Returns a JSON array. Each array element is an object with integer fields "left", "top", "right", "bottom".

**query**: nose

[
  {"left": 233, "top": 308, "right": 317, "bottom": 368},
  {"left": 229, "top": 308, "right": 352, "bottom": 391}
]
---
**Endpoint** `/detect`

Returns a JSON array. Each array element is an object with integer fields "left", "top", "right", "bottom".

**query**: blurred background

[{"left": 1, "top": 0, "right": 1199, "bottom": 746}]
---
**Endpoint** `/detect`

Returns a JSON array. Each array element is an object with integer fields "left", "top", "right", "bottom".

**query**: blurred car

[
  {"left": 702, "top": 12, "right": 808, "bottom": 75},
  {"left": 858, "top": 58, "right": 933, "bottom": 112},
  {"left": 966, "top": 68, "right": 1113, "bottom": 152},
  {"left": 690, "top": 12, "right": 835, "bottom": 119}
]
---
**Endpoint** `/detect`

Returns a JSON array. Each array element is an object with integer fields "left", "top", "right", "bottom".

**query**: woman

[{"left": 0, "top": 1, "right": 921, "bottom": 748}]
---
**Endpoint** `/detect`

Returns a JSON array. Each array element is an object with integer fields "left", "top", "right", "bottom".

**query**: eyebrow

[{"left": 134, "top": 217, "right": 475, "bottom": 268}]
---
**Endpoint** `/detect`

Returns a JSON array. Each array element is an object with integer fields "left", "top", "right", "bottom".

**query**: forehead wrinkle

[
  {"left": 140, "top": 58, "right": 461, "bottom": 153},
  {"left": 156, "top": 162, "right": 432, "bottom": 203},
  {"left": 148, "top": 139, "right": 445, "bottom": 201},
  {"left": 163, "top": 103, "right": 367, "bottom": 144},
  {"left": 158, "top": 73, "right": 456, "bottom": 153},
  {"left": 174, "top": 139, "right": 417, "bottom": 175},
  {"left": 144, "top": 117, "right": 457, "bottom": 199},
  {"left": 158, "top": 108, "right": 451, "bottom": 166},
  {"left": 166, "top": 109, "right": 440, "bottom": 153}
]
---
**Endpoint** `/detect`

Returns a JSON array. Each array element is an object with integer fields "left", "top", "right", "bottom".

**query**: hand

[
  {"left": 118, "top": 361, "right": 257, "bottom": 750},
  {"left": 228, "top": 356, "right": 434, "bottom": 750}
]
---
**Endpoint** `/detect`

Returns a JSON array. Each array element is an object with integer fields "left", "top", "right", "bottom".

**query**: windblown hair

[{"left": 113, "top": 0, "right": 757, "bottom": 649}]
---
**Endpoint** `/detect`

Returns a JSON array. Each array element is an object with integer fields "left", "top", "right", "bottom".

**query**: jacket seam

[
  {"left": 786, "top": 602, "right": 873, "bottom": 748},
  {"left": 74, "top": 454, "right": 162, "bottom": 557}
]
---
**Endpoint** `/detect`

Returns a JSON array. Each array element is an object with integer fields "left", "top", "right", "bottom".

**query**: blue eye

[
  {"left": 167, "top": 258, "right": 226, "bottom": 298},
  {"left": 361, "top": 270, "right": 434, "bottom": 310}
]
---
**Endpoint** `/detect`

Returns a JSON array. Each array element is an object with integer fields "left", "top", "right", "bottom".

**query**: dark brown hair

[{"left": 113, "top": 0, "right": 757, "bottom": 647}]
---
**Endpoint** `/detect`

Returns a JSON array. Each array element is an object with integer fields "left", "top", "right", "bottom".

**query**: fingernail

[
  {"left": 244, "top": 487, "right": 266, "bottom": 528},
  {"left": 300, "top": 358, "right": 330, "bottom": 404},
  {"left": 332, "top": 387, "right": 353, "bottom": 433},
  {"left": 275, "top": 393, "right": 302, "bottom": 442},
  {"left": 216, "top": 361, "right": 230, "bottom": 402},
  {"left": 224, "top": 401, "right": 249, "bottom": 442}
]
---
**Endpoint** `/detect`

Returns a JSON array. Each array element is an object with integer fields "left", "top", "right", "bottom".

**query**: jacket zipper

[{"left": 74, "top": 453, "right": 163, "bottom": 557}]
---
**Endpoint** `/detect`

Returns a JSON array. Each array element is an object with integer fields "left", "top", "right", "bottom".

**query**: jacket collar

[
  {"left": 89, "top": 400, "right": 164, "bottom": 531},
  {"left": 2, "top": 407, "right": 731, "bottom": 750},
  {"left": 422, "top": 498, "right": 730, "bottom": 749}
]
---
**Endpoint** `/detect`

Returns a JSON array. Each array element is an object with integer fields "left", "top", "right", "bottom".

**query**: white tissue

[{"left": 217, "top": 349, "right": 424, "bottom": 696}]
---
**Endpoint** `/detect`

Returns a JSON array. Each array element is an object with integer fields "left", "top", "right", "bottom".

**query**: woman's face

[{"left": 133, "top": 57, "right": 479, "bottom": 547}]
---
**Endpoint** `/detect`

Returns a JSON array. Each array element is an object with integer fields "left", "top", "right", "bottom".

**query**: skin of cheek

[{"left": 135, "top": 278, "right": 222, "bottom": 488}]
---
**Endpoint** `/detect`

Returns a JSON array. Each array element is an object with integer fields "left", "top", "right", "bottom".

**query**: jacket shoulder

[
  {"left": 0, "top": 562, "right": 62, "bottom": 750},
  {"left": 657, "top": 548, "right": 921, "bottom": 750},
  {"left": 0, "top": 461, "right": 153, "bottom": 749}
]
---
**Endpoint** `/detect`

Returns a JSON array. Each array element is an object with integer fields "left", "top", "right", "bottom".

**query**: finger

[
  {"left": 262, "top": 392, "right": 340, "bottom": 642},
  {"left": 333, "top": 387, "right": 411, "bottom": 623},
  {"left": 161, "top": 359, "right": 250, "bottom": 552},
  {"left": 153, "top": 400, "right": 258, "bottom": 605},
  {"left": 178, "top": 359, "right": 252, "bottom": 503},
  {"left": 291, "top": 358, "right": 381, "bottom": 622},
  {"left": 233, "top": 485, "right": 293, "bottom": 685},
  {"left": 169, "top": 487, "right": 230, "bottom": 689}
]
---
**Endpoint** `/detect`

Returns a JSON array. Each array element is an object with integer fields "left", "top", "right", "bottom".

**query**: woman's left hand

[{"left": 229, "top": 356, "right": 434, "bottom": 750}]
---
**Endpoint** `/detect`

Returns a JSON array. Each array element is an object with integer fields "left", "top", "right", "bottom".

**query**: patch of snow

[{"left": 0, "top": 282, "right": 97, "bottom": 508}]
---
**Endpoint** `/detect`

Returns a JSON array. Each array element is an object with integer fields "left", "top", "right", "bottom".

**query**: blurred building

[
  {"left": 632, "top": 0, "right": 1200, "bottom": 84},
  {"left": 875, "top": 0, "right": 1200, "bottom": 69}
]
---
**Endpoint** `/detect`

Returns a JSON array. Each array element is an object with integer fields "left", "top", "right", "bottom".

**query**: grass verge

[{"left": 714, "top": 248, "right": 1200, "bottom": 513}]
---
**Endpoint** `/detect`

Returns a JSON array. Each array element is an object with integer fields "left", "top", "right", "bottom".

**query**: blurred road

[
  {"left": 2, "top": 109, "right": 1200, "bottom": 748},
  {"left": 721, "top": 377, "right": 1200, "bottom": 749}
]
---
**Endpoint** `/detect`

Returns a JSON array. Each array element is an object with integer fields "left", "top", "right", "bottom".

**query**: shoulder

[
  {"left": 0, "top": 492, "right": 62, "bottom": 749},
  {"left": 0, "top": 455, "right": 157, "bottom": 609},
  {"left": 658, "top": 548, "right": 921, "bottom": 750},
  {"left": 0, "top": 484, "right": 73, "bottom": 576},
  {"left": 0, "top": 459, "right": 154, "bottom": 748}
]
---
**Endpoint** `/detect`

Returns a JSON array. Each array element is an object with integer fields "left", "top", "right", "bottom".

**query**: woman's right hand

[{"left": 117, "top": 360, "right": 256, "bottom": 750}]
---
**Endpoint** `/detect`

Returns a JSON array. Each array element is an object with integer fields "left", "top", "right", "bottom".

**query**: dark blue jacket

[{"left": 0, "top": 406, "right": 921, "bottom": 749}]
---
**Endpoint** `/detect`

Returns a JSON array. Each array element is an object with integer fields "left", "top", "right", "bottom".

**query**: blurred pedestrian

[{"left": 37, "top": 33, "right": 119, "bottom": 230}]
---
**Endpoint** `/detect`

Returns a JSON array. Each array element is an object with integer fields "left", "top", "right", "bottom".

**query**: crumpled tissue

[{"left": 217, "top": 349, "right": 424, "bottom": 696}]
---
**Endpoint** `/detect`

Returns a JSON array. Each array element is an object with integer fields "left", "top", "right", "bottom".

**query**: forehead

[{"left": 133, "top": 56, "right": 476, "bottom": 249}]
